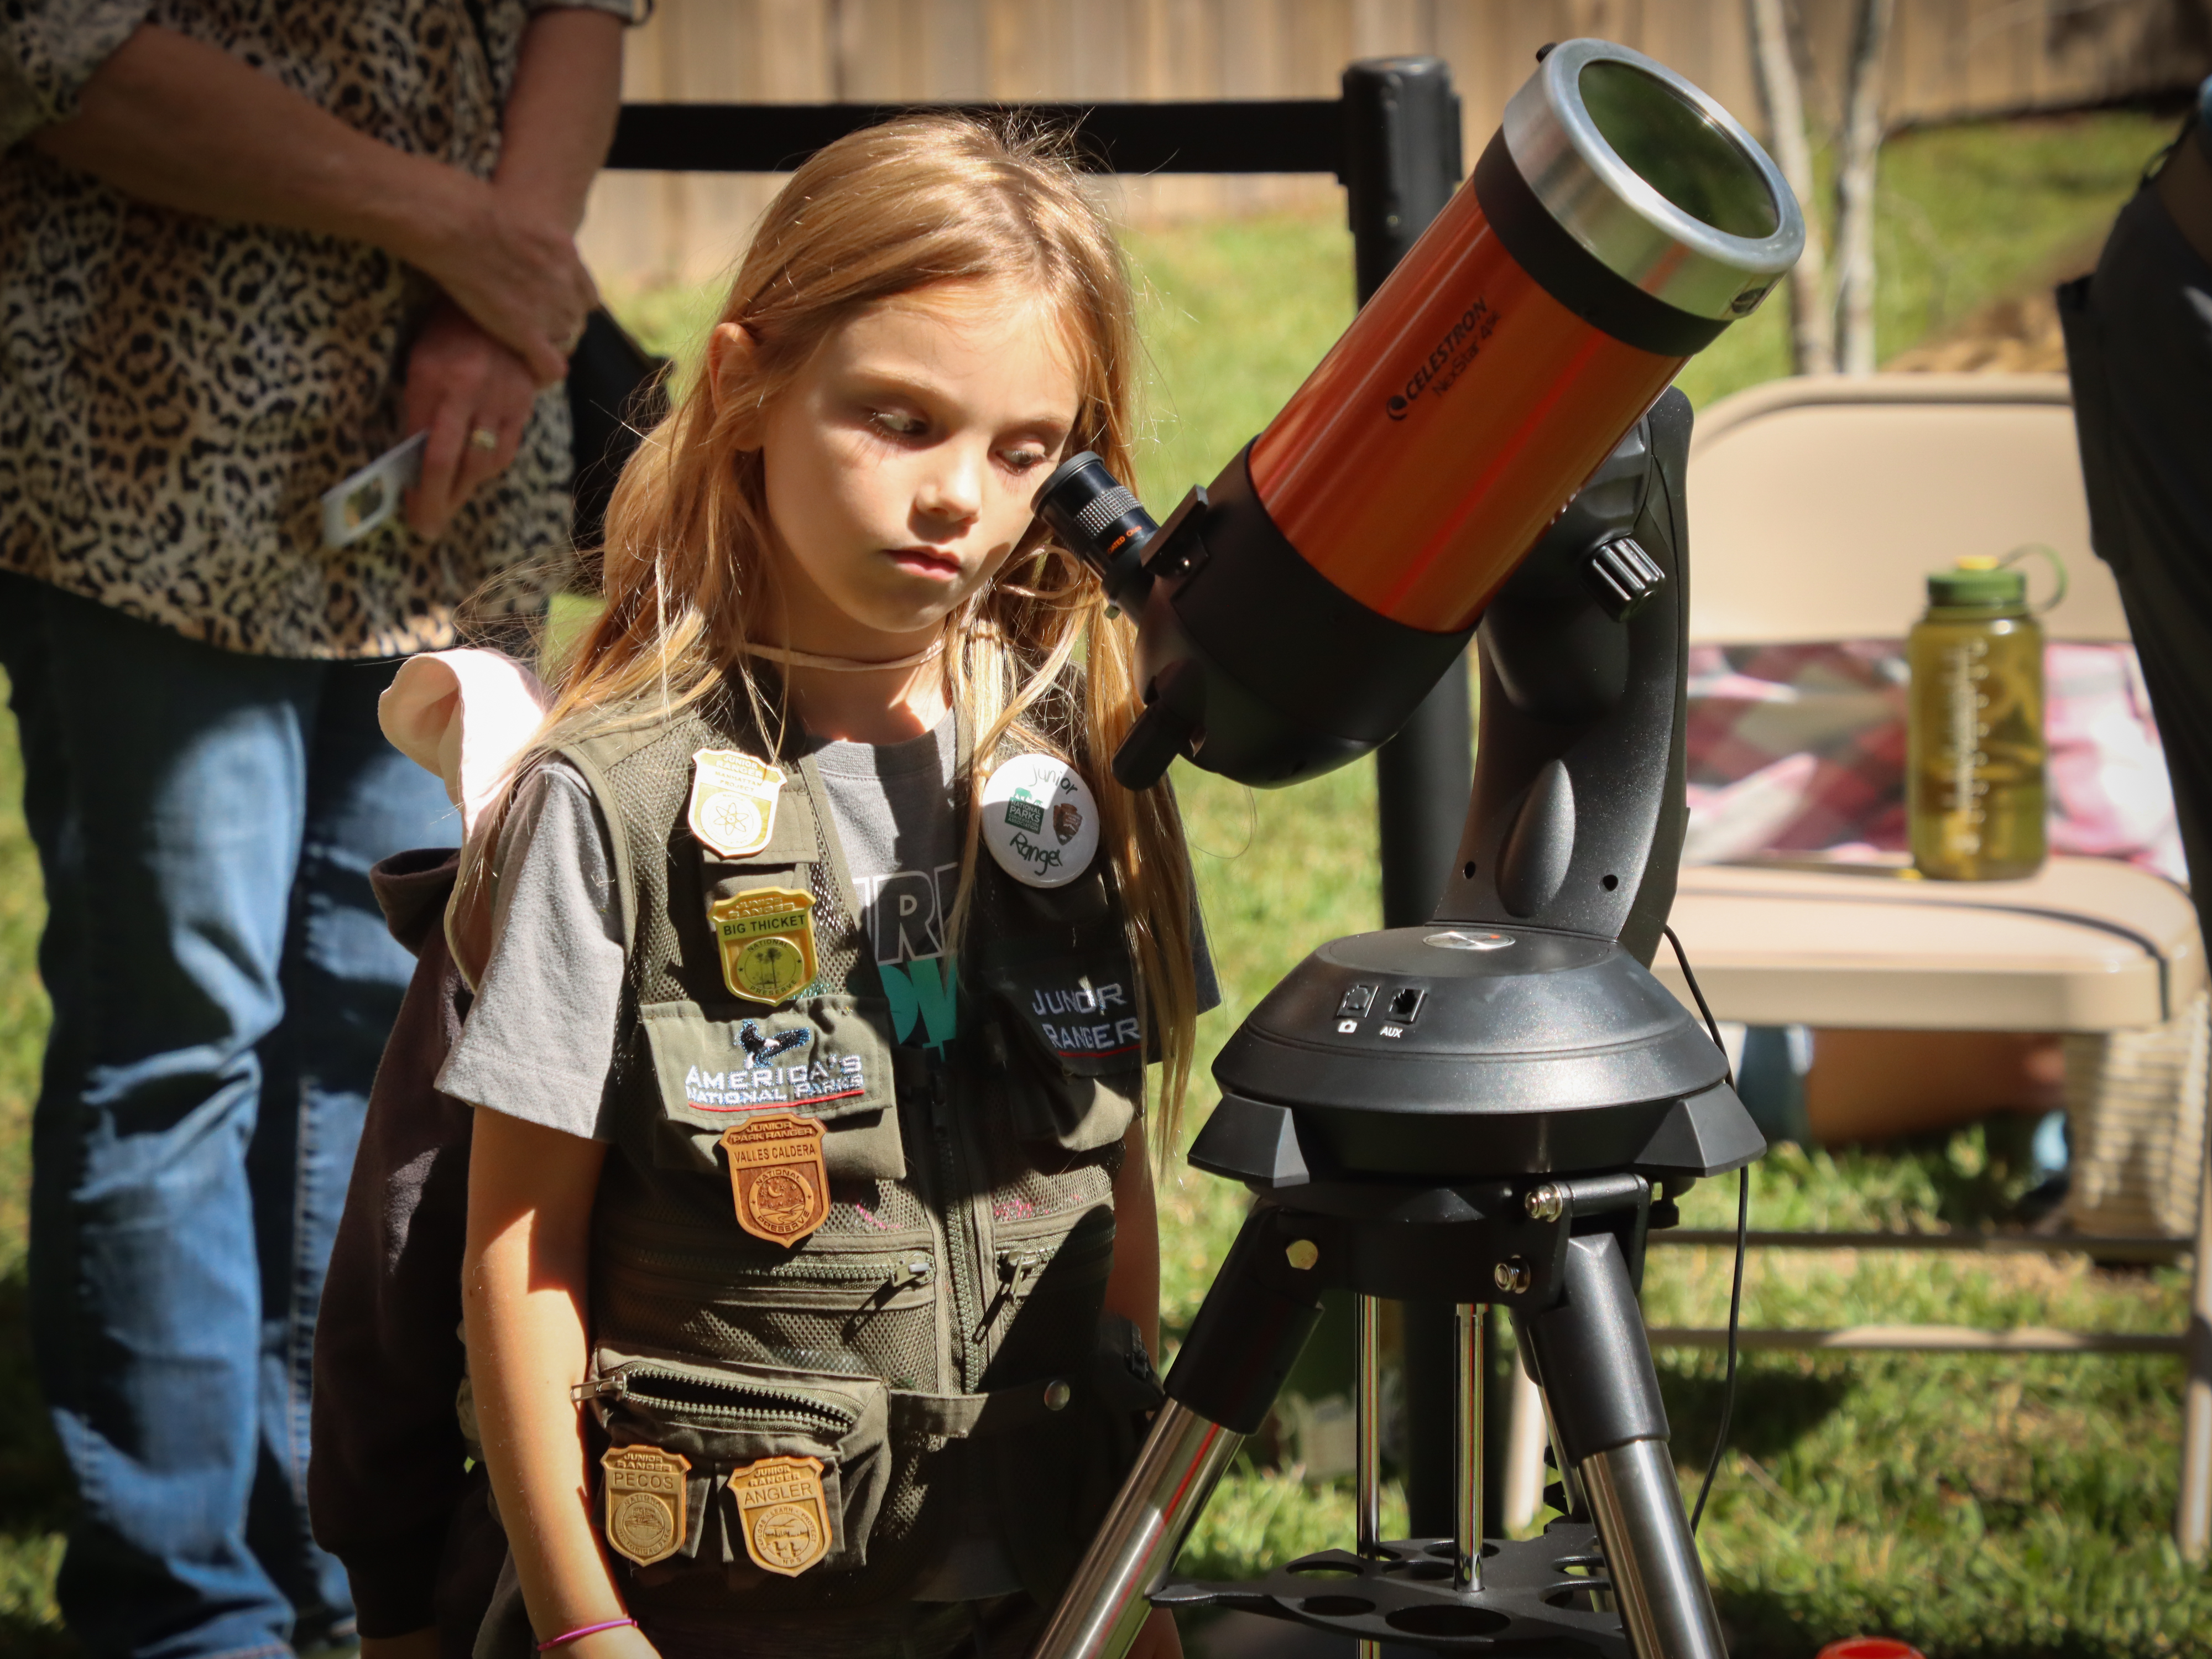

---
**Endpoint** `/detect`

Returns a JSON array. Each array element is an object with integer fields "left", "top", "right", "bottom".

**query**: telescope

[{"left": 1032, "top": 39, "right": 1803, "bottom": 1659}]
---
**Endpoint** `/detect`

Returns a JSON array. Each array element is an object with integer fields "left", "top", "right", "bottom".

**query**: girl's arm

[
  {"left": 464, "top": 1108, "right": 655, "bottom": 1655},
  {"left": 1104, "top": 1117, "right": 1184, "bottom": 1659},
  {"left": 1104, "top": 1117, "right": 1162, "bottom": 1362}
]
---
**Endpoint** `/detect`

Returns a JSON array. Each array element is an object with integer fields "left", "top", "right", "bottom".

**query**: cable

[{"left": 1661, "top": 924, "right": 1750, "bottom": 1536}]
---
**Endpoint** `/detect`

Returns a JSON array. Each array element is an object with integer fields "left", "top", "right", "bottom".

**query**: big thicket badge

[
  {"left": 688, "top": 749, "right": 786, "bottom": 859},
  {"left": 601, "top": 1444, "right": 692, "bottom": 1566},
  {"left": 710, "top": 886, "right": 817, "bottom": 1004},
  {"left": 722, "top": 1112, "right": 830, "bottom": 1246},
  {"left": 734, "top": 1455, "right": 831, "bottom": 1577}
]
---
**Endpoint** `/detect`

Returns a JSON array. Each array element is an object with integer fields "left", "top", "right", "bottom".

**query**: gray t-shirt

[
  {"left": 813, "top": 713, "right": 965, "bottom": 1050},
  {"left": 437, "top": 759, "right": 628, "bottom": 1141},
  {"left": 440, "top": 721, "right": 1217, "bottom": 1140},
  {"left": 441, "top": 719, "right": 967, "bottom": 1139}
]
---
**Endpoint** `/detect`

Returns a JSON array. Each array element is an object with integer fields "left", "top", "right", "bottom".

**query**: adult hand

[
  {"left": 403, "top": 301, "right": 540, "bottom": 540},
  {"left": 410, "top": 182, "right": 597, "bottom": 387}
]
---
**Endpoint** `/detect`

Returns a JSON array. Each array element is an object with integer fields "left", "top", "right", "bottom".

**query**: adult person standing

[
  {"left": 0, "top": 4, "right": 633, "bottom": 1655},
  {"left": 2061, "top": 80, "right": 2212, "bottom": 950}
]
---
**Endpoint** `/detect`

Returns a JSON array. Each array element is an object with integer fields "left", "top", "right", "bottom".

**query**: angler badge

[
  {"left": 722, "top": 1112, "right": 830, "bottom": 1246},
  {"left": 601, "top": 1444, "right": 692, "bottom": 1567},
  {"left": 734, "top": 1455, "right": 831, "bottom": 1577},
  {"left": 711, "top": 887, "right": 818, "bottom": 1005},
  {"left": 688, "top": 749, "right": 786, "bottom": 859}
]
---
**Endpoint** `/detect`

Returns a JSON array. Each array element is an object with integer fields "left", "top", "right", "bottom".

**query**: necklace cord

[{"left": 740, "top": 638, "right": 948, "bottom": 674}]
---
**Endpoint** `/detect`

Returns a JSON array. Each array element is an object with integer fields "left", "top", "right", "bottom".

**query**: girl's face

[{"left": 729, "top": 278, "right": 1083, "bottom": 653}]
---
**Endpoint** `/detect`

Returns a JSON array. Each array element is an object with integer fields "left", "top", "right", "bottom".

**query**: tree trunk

[
  {"left": 1747, "top": 0, "right": 1833, "bottom": 374},
  {"left": 1834, "top": 0, "right": 1896, "bottom": 375}
]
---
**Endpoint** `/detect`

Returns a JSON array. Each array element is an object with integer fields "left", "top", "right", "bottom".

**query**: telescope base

[{"left": 1152, "top": 1526, "right": 1627, "bottom": 1658}]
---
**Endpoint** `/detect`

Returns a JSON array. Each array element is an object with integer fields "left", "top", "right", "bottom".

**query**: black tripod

[{"left": 1031, "top": 391, "right": 1762, "bottom": 1659}]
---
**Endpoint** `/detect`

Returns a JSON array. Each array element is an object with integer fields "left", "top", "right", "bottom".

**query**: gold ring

[{"left": 469, "top": 426, "right": 500, "bottom": 452}]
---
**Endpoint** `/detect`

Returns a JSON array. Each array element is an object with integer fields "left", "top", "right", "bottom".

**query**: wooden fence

[{"left": 578, "top": 0, "right": 2212, "bottom": 288}]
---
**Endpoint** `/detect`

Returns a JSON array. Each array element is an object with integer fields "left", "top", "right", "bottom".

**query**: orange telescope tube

[
  {"left": 1253, "top": 40, "right": 1801, "bottom": 634},
  {"left": 1035, "top": 40, "right": 1804, "bottom": 790}
]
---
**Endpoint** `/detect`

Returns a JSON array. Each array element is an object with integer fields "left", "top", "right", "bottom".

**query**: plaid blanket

[{"left": 1684, "top": 640, "right": 2185, "bottom": 881}]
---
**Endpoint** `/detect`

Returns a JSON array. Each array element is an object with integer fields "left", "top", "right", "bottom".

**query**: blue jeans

[{"left": 0, "top": 575, "right": 459, "bottom": 1659}]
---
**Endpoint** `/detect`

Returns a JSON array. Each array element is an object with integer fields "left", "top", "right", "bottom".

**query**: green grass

[{"left": 0, "top": 107, "right": 2203, "bottom": 1652}]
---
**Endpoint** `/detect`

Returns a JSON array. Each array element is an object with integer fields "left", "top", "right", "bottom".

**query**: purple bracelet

[{"left": 538, "top": 1618, "right": 638, "bottom": 1651}]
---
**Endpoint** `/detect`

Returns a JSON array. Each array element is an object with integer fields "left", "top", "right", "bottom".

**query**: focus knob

[{"left": 1582, "top": 534, "right": 1665, "bottom": 622}]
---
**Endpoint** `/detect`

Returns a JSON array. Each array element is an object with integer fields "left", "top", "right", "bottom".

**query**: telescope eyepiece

[{"left": 1034, "top": 451, "right": 1157, "bottom": 609}]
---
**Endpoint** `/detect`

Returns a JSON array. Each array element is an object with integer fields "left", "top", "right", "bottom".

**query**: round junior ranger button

[{"left": 979, "top": 753, "right": 1099, "bottom": 889}]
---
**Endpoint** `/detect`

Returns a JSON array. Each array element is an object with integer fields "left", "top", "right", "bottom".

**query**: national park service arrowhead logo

[
  {"left": 688, "top": 749, "right": 786, "bottom": 859},
  {"left": 722, "top": 1112, "right": 830, "bottom": 1246},
  {"left": 601, "top": 1444, "right": 692, "bottom": 1566},
  {"left": 710, "top": 886, "right": 818, "bottom": 1005},
  {"left": 735, "top": 1455, "right": 831, "bottom": 1577}
]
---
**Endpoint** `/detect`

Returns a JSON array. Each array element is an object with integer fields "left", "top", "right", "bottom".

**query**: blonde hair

[{"left": 483, "top": 114, "right": 1199, "bottom": 1154}]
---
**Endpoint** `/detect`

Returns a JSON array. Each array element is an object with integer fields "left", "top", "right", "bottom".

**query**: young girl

[{"left": 444, "top": 116, "right": 1207, "bottom": 1659}]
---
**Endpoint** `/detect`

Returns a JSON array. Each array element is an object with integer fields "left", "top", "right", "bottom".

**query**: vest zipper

[
  {"left": 926, "top": 1062, "right": 990, "bottom": 1391},
  {"left": 606, "top": 1245, "right": 935, "bottom": 1287},
  {"left": 574, "top": 1365, "right": 858, "bottom": 1432}
]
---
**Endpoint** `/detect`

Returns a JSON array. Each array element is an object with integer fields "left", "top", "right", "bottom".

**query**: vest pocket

[
  {"left": 639, "top": 996, "right": 906, "bottom": 1178},
  {"left": 992, "top": 1313, "right": 1165, "bottom": 1603},
  {"left": 583, "top": 1345, "right": 892, "bottom": 1583},
  {"left": 596, "top": 1217, "right": 942, "bottom": 1393},
  {"left": 972, "top": 940, "right": 1147, "bottom": 1152},
  {"left": 980, "top": 1210, "right": 1117, "bottom": 1389}
]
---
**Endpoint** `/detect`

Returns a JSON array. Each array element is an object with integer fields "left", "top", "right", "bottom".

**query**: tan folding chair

[{"left": 1497, "top": 374, "right": 2212, "bottom": 1556}]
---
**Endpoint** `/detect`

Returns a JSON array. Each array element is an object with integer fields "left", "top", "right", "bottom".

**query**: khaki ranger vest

[{"left": 560, "top": 698, "right": 1162, "bottom": 1623}]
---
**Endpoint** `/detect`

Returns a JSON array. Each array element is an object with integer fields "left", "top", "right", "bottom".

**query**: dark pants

[
  {"left": 0, "top": 574, "right": 456, "bottom": 1658},
  {"left": 2060, "top": 186, "right": 2212, "bottom": 941}
]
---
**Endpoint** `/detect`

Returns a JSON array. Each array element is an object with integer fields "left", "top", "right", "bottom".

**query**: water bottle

[{"left": 1907, "top": 554, "right": 2048, "bottom": 880}]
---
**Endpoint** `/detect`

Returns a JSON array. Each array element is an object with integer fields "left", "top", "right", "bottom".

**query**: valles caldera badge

[
  {"left": 722, "top": 1111, "right": 830, "bottom": 1246},
  {"left": 711, "top": 887, "right": 818, "bottom": 1005}
]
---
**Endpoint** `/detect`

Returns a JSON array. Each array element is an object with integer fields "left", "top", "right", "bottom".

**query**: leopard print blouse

[{"left": 0, "top": 0, "right": 635, "bottom": 660}]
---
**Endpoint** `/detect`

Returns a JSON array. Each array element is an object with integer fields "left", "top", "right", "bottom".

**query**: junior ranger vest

[{"left": 559, "top": 698, "right": 1164, "bottom": 1624}]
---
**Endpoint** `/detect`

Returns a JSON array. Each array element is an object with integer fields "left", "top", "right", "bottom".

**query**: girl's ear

[{"left": 707, "top": 322, "right": 767, "bottom": 448}]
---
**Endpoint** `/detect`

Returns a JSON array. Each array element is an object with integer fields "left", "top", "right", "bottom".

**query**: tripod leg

[
  {"left": 1355, "top": 1293, "right": 1383, "bottom": 1659},
  {"left": 1453, "top": 1302, "right": 1484, "bottom": 1590},
  {"left": 1523, "top": 1232, "right": 1725, "bottom": 1659},
  {"left": 1031, "top": 1203, "right": 1328, "bottom": 1659}
]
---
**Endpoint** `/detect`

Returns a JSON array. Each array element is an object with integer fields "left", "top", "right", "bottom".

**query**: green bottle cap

[{"left": 1927, "top": 556, "right": 2027, "bottom": 608}]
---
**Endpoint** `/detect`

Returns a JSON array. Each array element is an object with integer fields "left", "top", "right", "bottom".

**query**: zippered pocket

[
  {"left": 977, "top": 1211, "right": 1116, "bottom": 1388},
  {"left": 596, "top": 1218, "right": 942, "bottom": 1389},
  {"left": 582, "top": 1345, "right": 893, "bottom": 1582}
]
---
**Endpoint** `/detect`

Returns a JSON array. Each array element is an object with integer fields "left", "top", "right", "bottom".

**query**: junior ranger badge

[
  {"left": 601, "top": 1444, "right": 693, "bottom": 1567},
  {"left": 722, "top": 1112, "right": 831, "bottom": 1246},
  {"left": 710, "top": 887, "right": 818, "bottom": 1004},
  {"left": 734, "top": 1455, "right": 832, "bottom": 1577},
  {"left": 688, "top": 749, "right": 787, "bottom": 859}
]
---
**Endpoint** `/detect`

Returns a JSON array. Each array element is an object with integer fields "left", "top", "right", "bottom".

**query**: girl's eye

[
  {"left": 1000, "top": 444, "right": 1052, "bottom": 472},
  {"left": 869, "top": 410, "right": 927, "bottom": 439}
]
